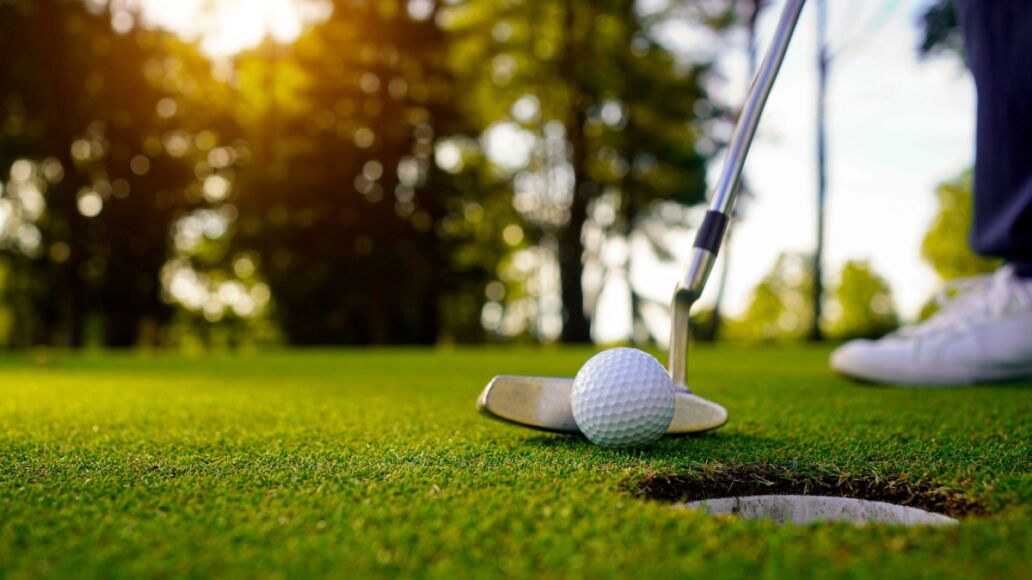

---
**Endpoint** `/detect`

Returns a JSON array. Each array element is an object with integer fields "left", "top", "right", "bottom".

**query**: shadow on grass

[{"left": 518, "top": 430, "right": 766, "bottom": 459}]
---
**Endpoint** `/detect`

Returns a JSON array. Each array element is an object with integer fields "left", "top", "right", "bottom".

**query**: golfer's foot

[{"left": 830, "top": 266, "right": 1032, "bottom": 386}]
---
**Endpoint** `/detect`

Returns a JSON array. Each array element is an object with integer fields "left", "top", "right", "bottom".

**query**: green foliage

[
  {"left": 0, "top": 0, "right": 206, "bottom": 346},
  {"left": 221, "top": 1, "right": 472, "bottom": 344},
  {"left": 689, "top": 307, "right": 717, "bottom": 342},
  {"left": 0, "top": 0, "right": 730, "bottom": 348},
  {"left": 826, "top": 260, "right": 898, "bottom": 340},
  {"left": 725, "top": 252, "right": 814, "bottom": 342},
  {"left": 727, "top": 254, "right": 899, "bottom": 342},
  {"left": 446, "top": 0, "right": 724, "bottom": 342},
  {"left": 921, "top": 170, "right": 1000, "bottom": 280},
  {"left": 162, "top": 307, "right": 283, "bottom": 353},
  {"left": 0, "top": 348, "right": 1030, "bottom": 576}
]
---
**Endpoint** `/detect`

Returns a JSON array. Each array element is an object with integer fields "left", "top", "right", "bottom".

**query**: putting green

[{"left": 1, "top": 347, "right": 1030, "bottom": 578}]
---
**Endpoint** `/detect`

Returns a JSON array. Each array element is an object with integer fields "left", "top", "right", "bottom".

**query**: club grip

[{"left": 693, "top": 210, "right": 729, "bottom": 254}]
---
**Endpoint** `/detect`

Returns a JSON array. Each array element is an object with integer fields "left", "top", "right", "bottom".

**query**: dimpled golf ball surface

[{"left": 571, "top": 347, "right": 675, "bottom": 448}]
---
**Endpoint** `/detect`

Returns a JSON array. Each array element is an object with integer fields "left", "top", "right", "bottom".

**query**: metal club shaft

[{"left": 668, "top": 0, "right": 807, "bottom": 387}]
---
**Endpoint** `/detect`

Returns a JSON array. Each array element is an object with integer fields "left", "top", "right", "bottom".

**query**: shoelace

[{"left": 893, "top": 266, "right": 1032, "bottom": 340}]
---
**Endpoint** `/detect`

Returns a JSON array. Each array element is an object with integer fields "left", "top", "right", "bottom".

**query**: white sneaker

[{"left": 830, "top": 266, "right": 1032, "bottom": 386}]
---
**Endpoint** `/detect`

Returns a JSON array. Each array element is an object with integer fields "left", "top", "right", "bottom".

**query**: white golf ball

[{"left": 571, "top": 347, "right": 676, "bottom": 448}]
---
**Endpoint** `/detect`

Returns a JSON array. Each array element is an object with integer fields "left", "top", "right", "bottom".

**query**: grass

[{"left": 1, "top": 346, "right": 1030, "bottom": 578}]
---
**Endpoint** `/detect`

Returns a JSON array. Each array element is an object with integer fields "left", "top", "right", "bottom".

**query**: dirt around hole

[{"left": 634, "top": 464, "right": 987, "bottom": 518}]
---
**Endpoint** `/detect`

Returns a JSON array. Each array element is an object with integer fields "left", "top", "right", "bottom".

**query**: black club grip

[{"left": 693, "top": 210, "right": 729, "bottom": 253}]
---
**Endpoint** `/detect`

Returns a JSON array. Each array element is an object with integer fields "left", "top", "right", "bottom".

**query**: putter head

[{"left": 477, "top": 375, "right": 727, "bottom": 435}]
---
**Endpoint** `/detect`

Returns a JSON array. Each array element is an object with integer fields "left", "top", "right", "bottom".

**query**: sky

[{"left": 629, "top": 0, "right": 976, "bottom": 336}]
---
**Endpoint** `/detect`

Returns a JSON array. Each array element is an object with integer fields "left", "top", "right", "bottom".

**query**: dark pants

[{"left": 957, "top": 0, "right": 1032, "bottom": 276}]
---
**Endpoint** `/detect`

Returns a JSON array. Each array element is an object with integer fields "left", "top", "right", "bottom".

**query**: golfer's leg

[
  {"left": 956, "top": 0, "right": 1032, "bottom": 275},
  {"left": 828, "top": 2, "right": 1032, "bottom": 385}
]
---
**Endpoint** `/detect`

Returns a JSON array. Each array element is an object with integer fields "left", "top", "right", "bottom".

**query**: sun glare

[{"left": 138, "top": 0, "right": 332, "bottom": 58}]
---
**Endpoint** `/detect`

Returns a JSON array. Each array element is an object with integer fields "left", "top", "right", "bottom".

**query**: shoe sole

[{"left": 832, "top": 363, "right": 1032, "bottom": 387}]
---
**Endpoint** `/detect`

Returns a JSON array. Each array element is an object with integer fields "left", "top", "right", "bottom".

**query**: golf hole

[
  {"left": 636, "top": 464, "right": 985, "bottom": 525},
  {"left": 683, "top": 495, "right": 956, "bottom": 526}
]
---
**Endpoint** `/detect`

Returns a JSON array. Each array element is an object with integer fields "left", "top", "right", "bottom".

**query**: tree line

[
  {"left": 0, "top": 0, "right": 974, "bottom": 348},
  {"left": 0, "top": 0, "right": 735, "bottom": 348}
]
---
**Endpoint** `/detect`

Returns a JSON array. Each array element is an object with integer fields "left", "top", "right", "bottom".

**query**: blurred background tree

[
  {"left": 723, "top": 251, "right": 814, "bottom": 342},
  {"left": 446, "top": 0, "right": 726, "bottom": 343},
  {"left": 921, "top": 170, "right": 1000, "bottom": 281},
  {"left": 0, "top": 0, "right": 203, "bottom": 347},
  {"left": 915, "top": 170, "right": 1000, "bottom": 322},
  {"left": 724, "top": 253, "right": 898, "bottom": 343},
  {"left": 826, "top": 260, "right": 898, "bottom": 340},
  {"left": 0, "top": 0, "right": 972, "bottom": 350},
  {"left": 223, "top": 0, "right": 461, "bottom": 345}
]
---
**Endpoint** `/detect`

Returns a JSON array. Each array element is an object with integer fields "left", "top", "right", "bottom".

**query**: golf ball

[{"left": 571, "top": 347, "right": 675, "bottom": 448}]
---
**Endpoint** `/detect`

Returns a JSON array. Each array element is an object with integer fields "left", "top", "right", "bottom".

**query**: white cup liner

[{"left": 682, "top": 495, "right": 957, "bottom": 526}]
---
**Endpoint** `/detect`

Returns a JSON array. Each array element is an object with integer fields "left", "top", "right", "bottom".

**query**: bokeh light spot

[
  {"left": 503, "top": 224, "right": 525, "bottom": 246},
  {"left": 156, "top": 97, "right": 178, "bottom": 119},
  {"left": 77, "top": 190, "right": 103, "bottom": 218},
  {"left": 203, "top": 175, "right": 232, "bottom": 202},
  {"left": 130, "top": 155, "right": 151, "bottom": 176}
]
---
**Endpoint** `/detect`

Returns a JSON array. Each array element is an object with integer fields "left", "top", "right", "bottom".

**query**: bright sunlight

[{"left": 133, "top": 0, "right": 332, "bottom": 57}]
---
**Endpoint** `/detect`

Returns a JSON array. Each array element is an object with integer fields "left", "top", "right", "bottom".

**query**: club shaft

[
  {"left": 710, "top": 0, "right": 806, "bottom": 217},
  {"left": 669, "top": 0, "right": 806, "bottom": 386}
]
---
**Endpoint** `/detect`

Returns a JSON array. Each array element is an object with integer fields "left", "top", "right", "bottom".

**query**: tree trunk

[
  {"left": 104, "top": 309, "right": 138, "bottom": 347},
  {"left": 618, "top": 117, "right": 642, "bottom": 341},
  {"left": 811, "top": 0, "right": 829, "bottom": 341},
  {"left": 558, "top": 105, "right": 592, "bottom": 343},
  {"left": 558, "top": 0, "right": 592, "bottom": 343},
  {"left": 40, "top": 0, "right": 86, "bottom": 348},
  {"left": 617, "top": 0, "right": 647, "bottom": 345}
]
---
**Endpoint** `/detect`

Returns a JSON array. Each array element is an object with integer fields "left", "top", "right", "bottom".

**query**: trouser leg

[{"left": 955, "top": 0, "right": 1032, "bottom": 276}]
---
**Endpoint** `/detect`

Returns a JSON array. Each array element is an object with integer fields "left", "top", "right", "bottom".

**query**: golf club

[{"left": 477, "top": 0, "right": 807, "bottom": 435}]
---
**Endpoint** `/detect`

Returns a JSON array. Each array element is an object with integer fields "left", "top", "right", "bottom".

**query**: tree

[
  {"left": 726, "top": 253, "right": 899, "bottom": 342},
  {"left": 724, "top": 252, "right": 814, "bottom": 342},
  {"left": 0, "top": 0, "right": 750, "bottom": 348},
  {"left": 0, "top": 0, "right": 199, "bottom": 347},
  {"left": 216, "top": 0, "right": 466, "bottom": 345},
  {"left": 921, "top": 170, "right": 999, "bottom": 280},
  {"left": 447, "top": 0, "right": 721, "bottom": 343},
  {"left": 827, "top": 260, "right": 898, "bottom": 339}
]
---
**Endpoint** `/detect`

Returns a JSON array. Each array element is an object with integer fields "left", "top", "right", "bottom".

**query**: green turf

[{"left": 1, "top": 346, "right": 1030, "bottom": 578}]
